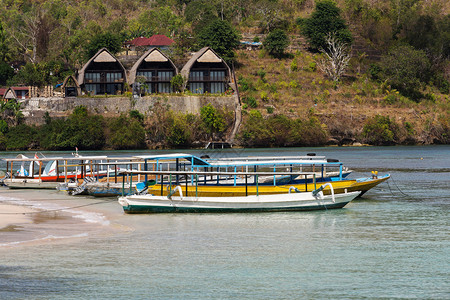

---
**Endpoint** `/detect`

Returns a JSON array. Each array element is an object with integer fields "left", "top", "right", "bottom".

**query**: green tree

[
  {"left": 378, "top": 44, "right": 431, "bottom": 100},
  {"left": 85, "top": 32, "right": 122, "bottom": 58},
  {"left": 197, "top": 19, "right": 240, "bottom": 63},
  {"left": 170, "top": 74, "right": 186, "bottom": 93},
  {"left": 200, "top": 103, "right": 226, "bottom": 136},
  {"left": 107, "top": 114, "right": 146, "bottom": 149},
  {"left": 167, "top": 114, "right": 191, "bottom": 148},
  {"left": 136, "top": 6, "right": 183, "bottom": 36},
  {"left": 0, "top": 119, "right": 8, "bottom": 134},
  {"left": 1, "top": 100, "right": 24, "bottom": 126},
  {"left": 41, "top": 106, "right": 105, "bottom": 150},
  {"left": 298, "top": 0, "right": 352, "bottom": 51},
  {"left": 6, "top": 124, "right": 37, "bottom": 150},
  {"left": 263, "top": 29, "right": 289, "bottom": 57},
  {"left": 0, "top": 62, "right": 14, "bottom": 85},
  {"left": 185, "top": 0, "right": 219, "bottom": 32},
  {"left": 0, "top": 22, "right": 11, "bottom": 63}
]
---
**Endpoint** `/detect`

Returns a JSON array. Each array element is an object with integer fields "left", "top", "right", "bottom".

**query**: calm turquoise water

[{"left": 0, "top": 146, "right": 449, "bottom": 299}]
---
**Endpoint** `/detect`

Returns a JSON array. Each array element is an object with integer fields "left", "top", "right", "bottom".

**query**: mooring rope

[{"left": 386, "top": 176, "right": 410, "bottom": 198}]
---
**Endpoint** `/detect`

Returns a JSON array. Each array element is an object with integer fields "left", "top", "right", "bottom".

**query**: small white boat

[{"left": 118, "top": 183, "right": 360, "bottom": 213}]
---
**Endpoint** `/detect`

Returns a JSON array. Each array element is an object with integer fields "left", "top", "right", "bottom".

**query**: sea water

[{"left": 0, "top": 146, "right": 449, "bottom": 299}]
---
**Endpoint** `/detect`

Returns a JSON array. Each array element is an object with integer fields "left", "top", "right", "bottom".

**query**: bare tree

[
  {"left": 317, "top": 32, "right": 352, "bottom": 85},
  {"left": 6, "top": 6, "right": 42, "bottom": 64}
]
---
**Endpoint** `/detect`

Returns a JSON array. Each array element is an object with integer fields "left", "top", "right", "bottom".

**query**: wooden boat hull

[
  {"left": 145, "top": 175, "right": 390, "bottom": 198},
  {"left": 118, "top": 191, "right": 360, "bottom": 214},
  {"left": 87, "top": 183, "right": 135, "bottom": 197},
  {"left": 3, "top": 178, "right": 60, "bottom": 189}
]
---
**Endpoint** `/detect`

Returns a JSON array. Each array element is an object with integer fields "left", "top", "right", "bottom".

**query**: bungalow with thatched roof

[
  {"left": 77, "top": 48, "right": 127, "bottom": 95},
  {"left": 129, "top": 48, "right": 178, "bottom": 94},
  {"left": 61, "top": 75, "right": 81, "bottom": 97},
  {"left": 180, "top": 47, "right": 233, "bottom": 94},
  {"left": 3, "top": 87, "right": 30, "bottom": 100}
]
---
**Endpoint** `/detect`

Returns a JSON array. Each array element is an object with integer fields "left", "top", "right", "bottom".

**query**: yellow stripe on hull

[{"left": 146, "top": 176, "right": 390, "bottom": 197}]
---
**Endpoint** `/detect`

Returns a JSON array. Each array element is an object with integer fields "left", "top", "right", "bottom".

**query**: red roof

[
  {"left": 12, "top": 86, "right": 29, "bottom": 91},
  {"left": 127, "top": 35, "right": 174, "bottom": 47},
  {"left": 0, "top": 88, "right": 6, "bottom": 96}
]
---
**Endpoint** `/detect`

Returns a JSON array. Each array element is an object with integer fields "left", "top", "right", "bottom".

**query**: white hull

[
  {"left": 3, "top": 178, "right": 60, "bottom": 189},
  {"left": 118, "top": 188, "right": 360, "bottom": 213}
]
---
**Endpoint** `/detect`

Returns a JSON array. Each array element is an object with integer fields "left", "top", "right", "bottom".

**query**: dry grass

[{"left": 235, "top": 49, "right": 450, "bottom": 144}]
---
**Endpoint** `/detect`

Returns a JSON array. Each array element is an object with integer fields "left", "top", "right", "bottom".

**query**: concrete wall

[{"left": 20, "top": 95, "right": 238, "bottom": 125}]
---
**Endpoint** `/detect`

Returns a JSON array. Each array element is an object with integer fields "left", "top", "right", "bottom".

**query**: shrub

[
  {"left": 304, "top": 62, "right": 317, "bottom": 72},
  {"left": 238, "top": 113, "right": 328, "bottom": 147},
  {"left": 107, "top": 114, "right": 146, "bottom": 149},
  {"left": 0, "top": 119, "right": 8, "bottom": 133},
  {"left": 170, "top": 74, "right": 186, "bottom": 93},
  {"left": 257, "top": 69, "right": 266, "bottom": 81},
  {"left": 167, "top": 115, "right": 191, "bottom": 148},
  {"left": 238, "top": 76, "right": 255, "bottom": 92},
  {"left": 378, "top": 44, "right": 431, "bottom": 101},
  {"left": 38, "top": 106, "right": 105, "bottom": 150},
  {"left": 290, "top": 59, "right": 298, "bottom": 71},
  {"left": 200, "top": 103, "right": 226, "bottom": 135},
  {"left": 362, "top": 115, "right": 400, "bottom": 145},
  {"left": 263, "top": 29, "right": 289, "bottom": 57},
  {"left": 260, "top": 91, "right": 269, "bottom": 102},
  {"left": 244, "top": 96, "right": 258, "bottom": 108}
]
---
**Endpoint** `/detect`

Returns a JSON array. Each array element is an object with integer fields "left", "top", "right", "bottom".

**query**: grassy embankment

[{"left": 235, "top": 48, "right": 449, "bottom": 146}]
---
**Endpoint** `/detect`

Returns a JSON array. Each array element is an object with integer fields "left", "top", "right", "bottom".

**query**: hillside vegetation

[{"left": 0, "top": 0, "right": 449, "bottom": 149}]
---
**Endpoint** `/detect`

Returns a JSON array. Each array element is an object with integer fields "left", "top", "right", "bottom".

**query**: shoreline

[
  {"left": 0, "top": 187, "right": 124, "bottom": 247},
  {"left": 0, "top": 203, "right": 35, "bottom": 230}
]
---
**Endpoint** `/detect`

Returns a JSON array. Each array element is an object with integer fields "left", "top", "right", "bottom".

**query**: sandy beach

[
  {"left": 0, "top": 187, "right": 122, "bottom": 247},
  {"left": 0, "top": 203, "right": 35, "bottom": 230}
]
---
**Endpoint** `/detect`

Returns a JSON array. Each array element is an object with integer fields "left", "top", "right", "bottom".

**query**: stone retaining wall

[{"left": 20, "top": 95, "right": 239, "bottom": 126}]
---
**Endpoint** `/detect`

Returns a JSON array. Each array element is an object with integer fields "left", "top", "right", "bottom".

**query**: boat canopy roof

[
  {"left": 69, "top": 155, "right": 109, "bottom": 160},
  {"left": 4, "top": 156, "right": 65, "bottom": 162},
  {"left": 214, "top": 155, "right": 326, "bottom": 161},
  {"left": 197, "top": 159, "right": 342, "bottom": 168},
  {"left": 133, "top": 153, "right": 210, "bottom": 166}
]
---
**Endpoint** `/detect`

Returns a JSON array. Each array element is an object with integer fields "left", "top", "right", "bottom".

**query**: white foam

[
  {"left": 1, "top": 195, "right": 110, "bottom": 226},
  {"left": 0, "top": 233, "right": 89, "bottom": 247}
]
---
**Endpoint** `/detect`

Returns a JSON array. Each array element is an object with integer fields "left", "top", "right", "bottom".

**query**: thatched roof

[
  {"left": 77, "top": 48, "right": 127, "bottom": 85},
  {"left": 3, "top": 87, "right": 17, "bottom": 99},
  {"left": 180, "top": 47, "right": 231, "bottom": 80},
  {"left": 62, "top": 75, "right": 80, "bottom": 88},
  {"left": 61, "top": 75, "right": 81, "bottom": 96},
  {"left": 128, "top": 48, "right": 178, "bottom": 85}
]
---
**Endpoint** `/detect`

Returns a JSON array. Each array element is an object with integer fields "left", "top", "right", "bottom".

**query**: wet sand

[
  {"left": 0, "top": 187, "right": 126, "bottom": 247},
  {"left": 0, "top": 203, "right": 34, "bottom": 230}
]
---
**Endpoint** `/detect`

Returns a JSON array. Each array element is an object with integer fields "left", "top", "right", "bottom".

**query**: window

[
  {"left": 189, "top": 71, "right": 204, "bottom": 81},
  {"left": 85, "top": 84, "right": 98, "bottom": 95},
  {"left": 210, "top": 82, "right": 225, "bottom": 93},
  {"left": 106, "top": 72, "right": 123, "bottom": 82},
  {"left": 137, "top": 71, "right": 153, "bottom": 80},
  {"left": 158, "top": 83, "right": 172, "bottom": 93},
  {"left": 190, "top": 82, "right": 204, "bottom": 94},
  {"left": 210, "top": 71, "right": 225, "bottom": 81},
  {"left": 85, "top": 72, "right": 100, "bottom": 82},
  {"left": 158, "top": 71, "right": 173, "bottom": 81}
]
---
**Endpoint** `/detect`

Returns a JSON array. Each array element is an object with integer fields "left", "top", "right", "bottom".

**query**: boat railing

[
  {"left": 118, "top": 170, "right": 323, "bottom": 197},
  {"left": 312, "top": 183, "right": 335, "bottom": 203}
]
